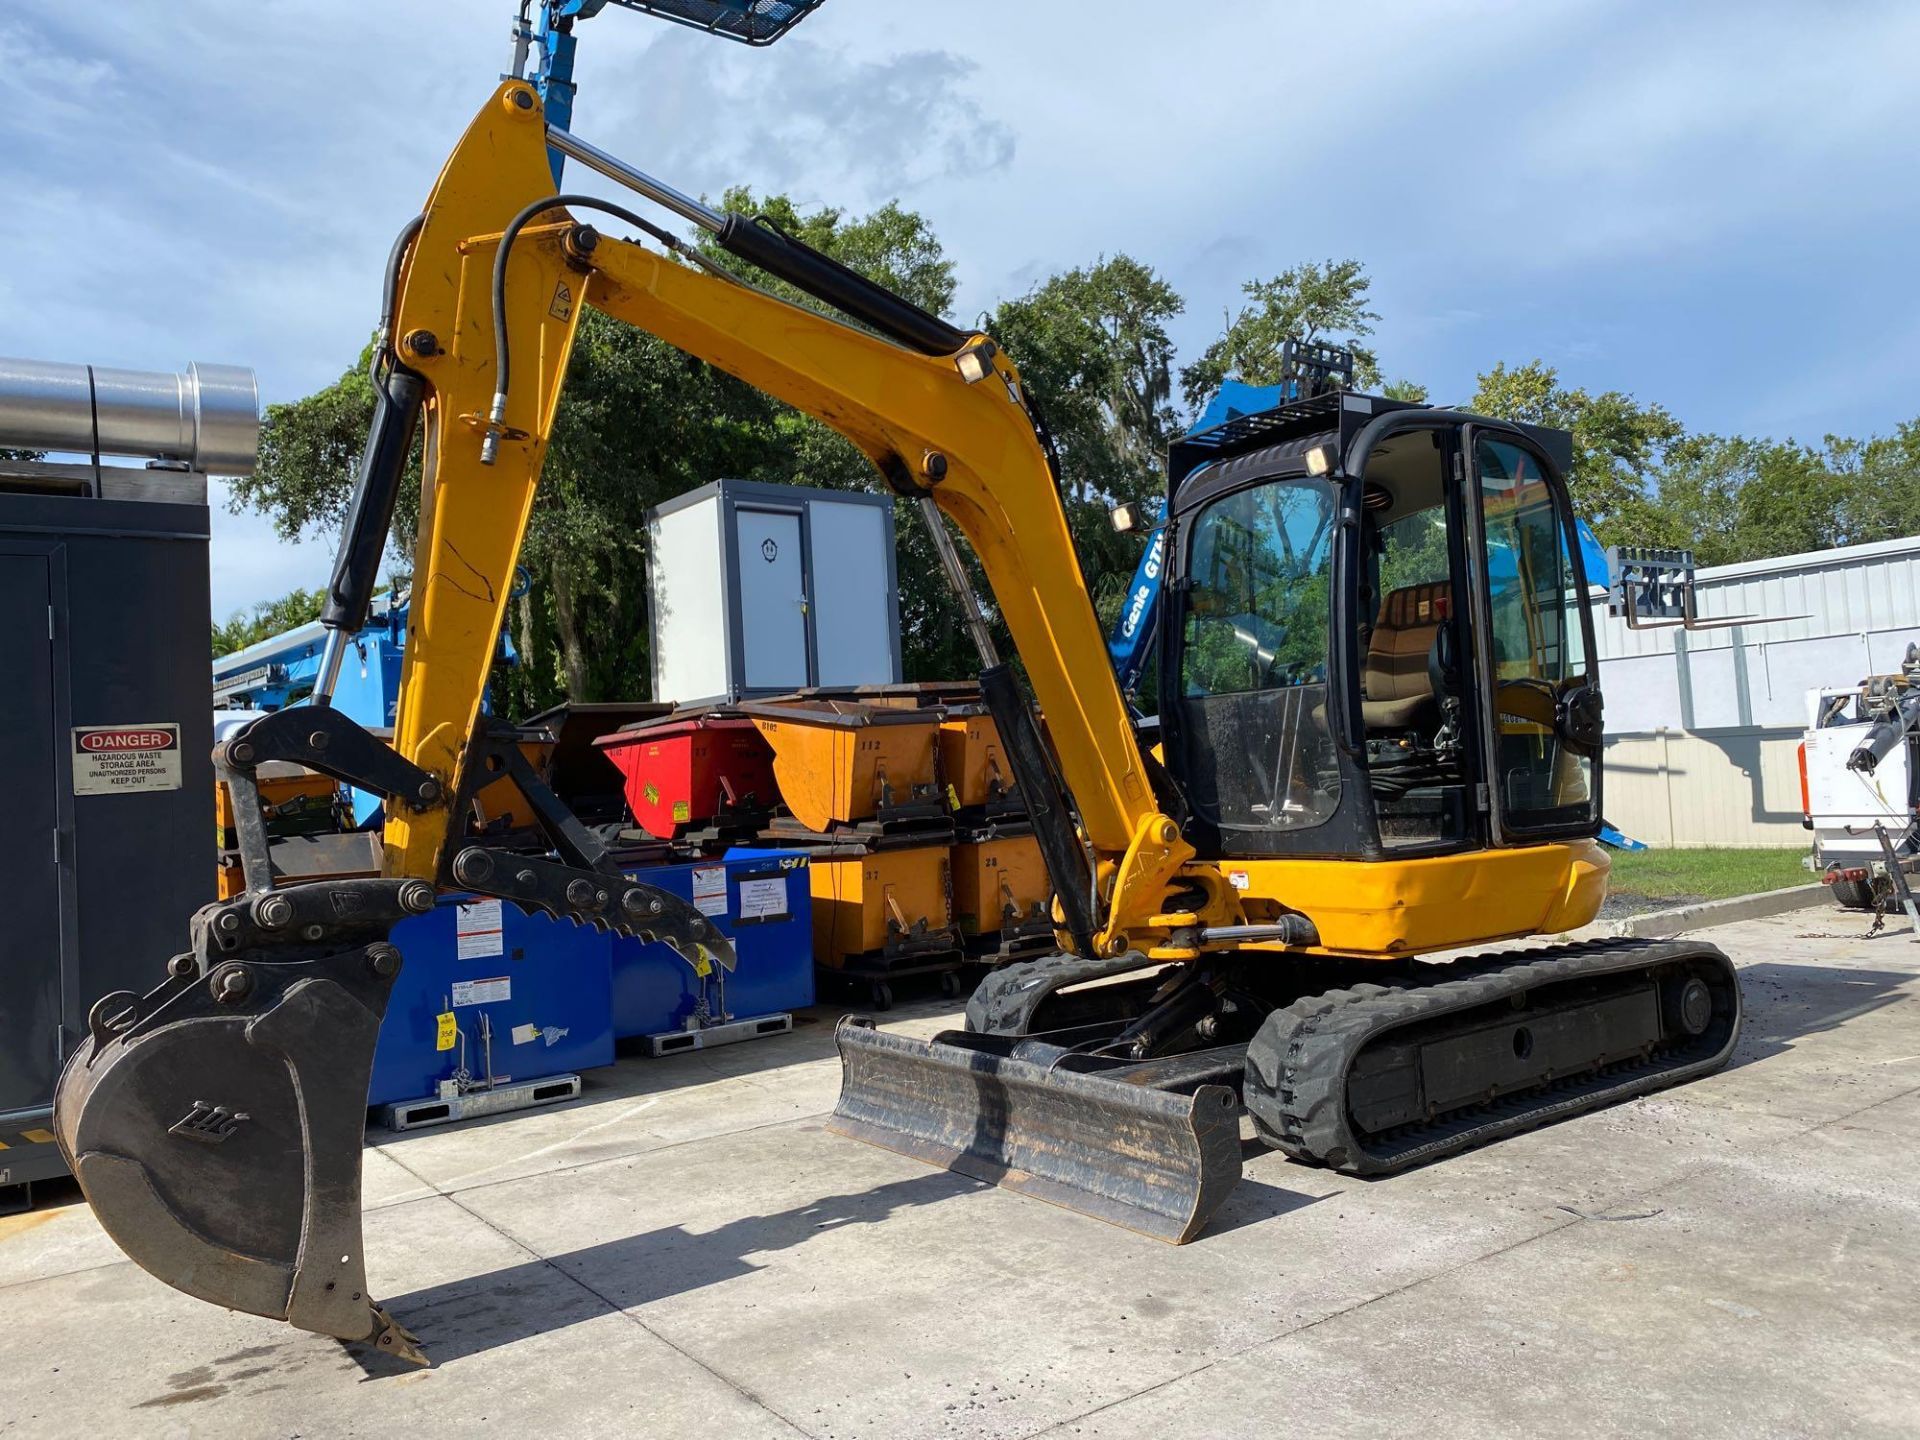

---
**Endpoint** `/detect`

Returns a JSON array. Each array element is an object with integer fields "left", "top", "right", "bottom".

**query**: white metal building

[{"left": 1592, "top": 535, "right": 1920, "bottom": 847}]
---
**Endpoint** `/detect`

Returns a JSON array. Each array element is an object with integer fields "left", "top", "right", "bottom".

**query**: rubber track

[
  {"left": 1243, "top": 936, "right": 1742, "bottom": 1176},
  {"left": 964, "top": 950, "right": 1167, "bottom": 1035}
]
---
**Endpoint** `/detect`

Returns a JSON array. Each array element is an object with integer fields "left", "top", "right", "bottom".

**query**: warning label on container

[
  {"left": 737, "top": 875, "right": 789, "bottom": 922},
  {"left": 451, "top": 976, "right": 509, "bottom": 1007},
  {"left": 72, "top": 723, "right": 181, "bottom": 796},
  {"left": 455, "top": 898, "right": 505, "bottom": 959},
  {"left": 691, "top": 865, "right": 728, "bottom": 917}
]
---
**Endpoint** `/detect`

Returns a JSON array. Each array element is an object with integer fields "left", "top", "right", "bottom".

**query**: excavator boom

[{"left": 53, "top": 83, "right": 1201, "bottom": 1360}]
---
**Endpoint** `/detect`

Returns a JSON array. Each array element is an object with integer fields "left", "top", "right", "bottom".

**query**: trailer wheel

[{"left": 1832, "top": 877, "right": 1877, "bottom": 911}]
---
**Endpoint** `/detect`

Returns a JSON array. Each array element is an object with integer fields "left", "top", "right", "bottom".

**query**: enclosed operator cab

[{"left": 1160, "top": 391, "right": 1607, "bottom": 930}]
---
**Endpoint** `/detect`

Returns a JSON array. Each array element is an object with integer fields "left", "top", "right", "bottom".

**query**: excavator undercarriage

[{"left": 834, "top": 937, "right": 1741, "bottom": 1240}]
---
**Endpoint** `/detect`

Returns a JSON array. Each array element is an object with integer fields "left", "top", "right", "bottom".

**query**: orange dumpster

[
  {"left": 809, "top": 843, "right": 957, "bottom": 966},
  {"left": 938, "top": 705, "right": 1021, "bottom": 814},
  {"left": 741, "top": 698, "right": 943, "bottom": 834},
  {"left": 950, "top": 827, "right": 1052, "bottom": 945}
]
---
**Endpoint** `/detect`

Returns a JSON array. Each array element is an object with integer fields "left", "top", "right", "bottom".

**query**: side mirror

[{"left": 1557, "top": 683, "right": 1605, "bottom": 754}]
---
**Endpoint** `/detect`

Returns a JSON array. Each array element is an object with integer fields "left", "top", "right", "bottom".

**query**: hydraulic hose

[{"left": 483, "top": 194, "right": 710, "bottom": 463}]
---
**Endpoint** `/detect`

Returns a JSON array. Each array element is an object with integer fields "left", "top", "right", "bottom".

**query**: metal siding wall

[
  {"left": 1603, "top": 731, "right": 1807, "bottom": 849},
  {"left": 1590, "top": 539, "right": 1920, "bottom": 847},
  {"left": 1596, "top": 537, "right": 1920, "bottom": 737}
]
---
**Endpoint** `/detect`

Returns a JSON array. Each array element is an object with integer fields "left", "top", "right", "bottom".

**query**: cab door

[{"left": 1460, "top": 429, "right": 1604, "bottom": 841}]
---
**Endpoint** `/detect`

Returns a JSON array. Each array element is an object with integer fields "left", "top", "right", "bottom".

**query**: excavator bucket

[
  {"left": 830, "top": 1018, "right": 1243, "bottom": 1243},
  {"left": 54, "top": 883, "right": 430, "bottom": 1363},
  {"left": 56, "top": 867, "right": 730, "bottom": 1363}
]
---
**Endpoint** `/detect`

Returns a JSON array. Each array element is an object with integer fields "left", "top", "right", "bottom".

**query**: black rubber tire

[
  {"left": 939, "top": 971, "right": 963, "bottom": 1000},
  {"left": 869, "top": 982, "right": 893, "bottom": 1012},
  {"left": 1832, "top": 877, "right": 1877, "bottom": 911}
]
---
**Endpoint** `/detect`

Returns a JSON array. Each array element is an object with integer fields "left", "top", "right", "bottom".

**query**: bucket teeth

[{"left": 367, "top": 1304, "right": 428, "bottom": 1367}]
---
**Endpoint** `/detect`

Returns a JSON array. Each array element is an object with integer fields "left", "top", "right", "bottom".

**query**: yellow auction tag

[
  {"left": 692, "top": 947, "right": 713, "bottom": 979},
  {"left": 945, "top": 784, "right": 960, "bottom": 812},
  {"left": 435, "top": 1012, "right": 457, "bottom": 1051}
]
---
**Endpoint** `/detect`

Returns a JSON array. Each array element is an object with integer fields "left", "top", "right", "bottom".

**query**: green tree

[
  {"left": 1830, "top": 420, "right": 1920, "bottom": 550},
  {"left": 1647, "top": 423, "right": 1920, "bottom": 567},
  {"left": 989, "top": 255, "right": 1186, "bottom": 645},
  {"left": 992, "top": 255, "right": 1183, "bottom": 490},
  {"left": 211, "top": 586, "right": 328, "bottom": 659},
  {"left": 1180, "top": 259, "right": 1384, "bottom": 409},
  {"left": 1469, "top": 360, "right": 1683, "bottom": 539}
]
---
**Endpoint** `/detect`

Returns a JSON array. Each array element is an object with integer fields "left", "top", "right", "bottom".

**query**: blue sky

[{"left": 4, "top": 2, "right": 1917, "bottom": 618}]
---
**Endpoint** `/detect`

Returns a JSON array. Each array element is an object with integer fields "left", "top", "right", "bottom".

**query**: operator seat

[{"left": 1362, "top": 582, "right": 1449, "bottom": 729}]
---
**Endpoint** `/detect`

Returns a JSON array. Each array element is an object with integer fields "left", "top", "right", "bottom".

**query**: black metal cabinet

[{"left": 0, "top": 491, "right": 213, "bottom": 1191}]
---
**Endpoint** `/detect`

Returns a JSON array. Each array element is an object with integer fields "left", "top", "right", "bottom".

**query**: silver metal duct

[{"left": 0, "top": 358, "right": 260, "bottom": 475}]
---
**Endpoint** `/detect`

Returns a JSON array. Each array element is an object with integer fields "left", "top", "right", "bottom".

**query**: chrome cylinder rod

[
  {"left": 546, "top": 127, "right": 725, "bottom": 235},
  {"left": 918, "top": 493, "right": 1000, "bottom": 668},
  {"left": 310, "top": 629, "right": 349, "bottom": 708}
]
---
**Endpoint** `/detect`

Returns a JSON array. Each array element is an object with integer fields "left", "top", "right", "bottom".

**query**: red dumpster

[{"left": 595, "top": 715, "right": 777, "bottom": 838}]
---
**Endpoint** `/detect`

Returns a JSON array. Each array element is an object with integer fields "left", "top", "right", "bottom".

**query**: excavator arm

[
  {"left": 52, "top": 82, "right": 1213, "bottom": 1362},
  {"left": 382, "top": 82, "right": 1177, "bottom": 927}
]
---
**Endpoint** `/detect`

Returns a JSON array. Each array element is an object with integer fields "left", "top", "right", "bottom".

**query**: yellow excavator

[{"left": 54, "top": 82, "right": 1742, "bottom": 1365}]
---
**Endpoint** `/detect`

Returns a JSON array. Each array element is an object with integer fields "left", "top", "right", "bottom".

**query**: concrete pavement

[{"left": 3, "top": 907, "right": 1917, "bottom": 1438}]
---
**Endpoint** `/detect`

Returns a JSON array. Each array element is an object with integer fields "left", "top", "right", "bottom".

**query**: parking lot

[{"left": 5, "top": 907, "right": 1918, "bottom": 1438}]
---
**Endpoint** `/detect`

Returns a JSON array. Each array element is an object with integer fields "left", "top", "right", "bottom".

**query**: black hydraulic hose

[
  {"left": 1021, "top": 381, "right": 1067, "bottom": 493},
  {"left": 485, "top": 193, "right": 701, "bottom": 461},
  {"left": 368, "top": 214, "right": 426, "bottom": 396},
  {"left": 380, "top": 214, "right": 426, "bottom": 337}
]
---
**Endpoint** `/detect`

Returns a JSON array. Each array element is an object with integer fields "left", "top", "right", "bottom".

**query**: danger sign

[{"left": 72, "top": 723, "right": 182, "bottom": 796}]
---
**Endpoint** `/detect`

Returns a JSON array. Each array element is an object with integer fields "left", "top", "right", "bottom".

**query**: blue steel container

[
  {"left": 369, "top": 893, "right": 615, "bottom": 1105},
  {"left": 611, "top": 849, "right": 815, "bottom": 1037}
]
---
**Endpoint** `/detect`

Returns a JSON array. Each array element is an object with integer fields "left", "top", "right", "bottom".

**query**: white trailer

[{"left": 1801, "top": 644, "right": 1920, "bottom": 912}]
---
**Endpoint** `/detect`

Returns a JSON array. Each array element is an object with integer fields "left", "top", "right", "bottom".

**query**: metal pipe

[
  {"left": 546, "top": 126, "right": 725, "bottom": 235},
  {"left": 918, "top": 494, "right": 1001, "bottom": 668},
  {"left": 0, "top": 357, "right": 260, "bottom": 474},
  {"left": 1197, "top": 918, "right": 1321, "bottom": 947},
  {"left": 310, "top": 629, "right": 349, "bottom": 708}
]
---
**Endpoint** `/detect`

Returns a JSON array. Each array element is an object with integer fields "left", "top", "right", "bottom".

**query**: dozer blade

[
  {"left": 53, "top": 881, "right": 431, "bottom": 1365},
  {"left": 830, "top": 1017, "right": 1242, "bottom": 1243}
]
